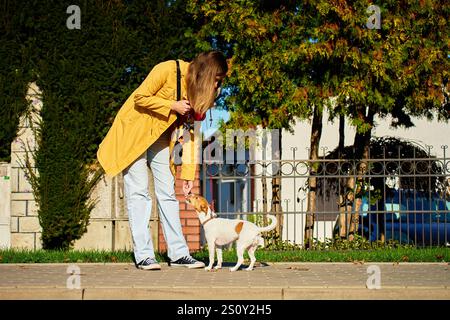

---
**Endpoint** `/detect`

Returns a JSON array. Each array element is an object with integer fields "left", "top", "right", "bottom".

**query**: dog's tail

[{"left": 258, "top": 214, "right": 277, "bottom": 233}]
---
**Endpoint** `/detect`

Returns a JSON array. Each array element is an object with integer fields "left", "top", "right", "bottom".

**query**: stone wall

[{"left": 9, "top": 82, "right": 41, "bottom": 249}]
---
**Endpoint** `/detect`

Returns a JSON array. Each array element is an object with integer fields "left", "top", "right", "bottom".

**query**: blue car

[{"left": 358, "top": 189, "right": 450, "bottom": 247}]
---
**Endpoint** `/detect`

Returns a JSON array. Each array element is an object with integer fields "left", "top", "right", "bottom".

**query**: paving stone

[{"left": 0, "top": 262, "right": 448, "bottom": 299}]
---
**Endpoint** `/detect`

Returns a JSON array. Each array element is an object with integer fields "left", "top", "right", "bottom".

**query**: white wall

[{"left": 282, "top": 110, "right": 450, "bottom": 161}]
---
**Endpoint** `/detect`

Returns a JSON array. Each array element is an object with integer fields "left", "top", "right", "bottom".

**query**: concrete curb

[{"left": 0, "top": 287, "right": 449, "bottom": 300}]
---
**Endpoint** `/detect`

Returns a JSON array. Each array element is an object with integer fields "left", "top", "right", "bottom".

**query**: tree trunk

[
  {"left": 348, "top": 109, "right": 375, "bottom": 241},
  {"left": 336, "top": 113, "right": 352, "bottom": 239},
  {"left": 337, "top": 186, "right": 354, "bottom": 238},
  {"left": 271, "top": 176, "right": 282, "bottom": 237},
  {"left": 262, "top": 176, "right": 268, "bottom": 220},
  {"left": 260, "top": 129, "right": 283, "bottom": 246},
  {"left": 304, "top": 106, "right": 323, "bottom": 249}
]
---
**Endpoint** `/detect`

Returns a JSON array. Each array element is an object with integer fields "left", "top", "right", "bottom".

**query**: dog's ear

[{"left": 200, "top": 204, "right": 208, "bottom": 213}]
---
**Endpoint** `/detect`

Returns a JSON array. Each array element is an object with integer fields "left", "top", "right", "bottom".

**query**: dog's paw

[
  {"left": 204, "top": 266, "right": 212, "bottom": 271},
  {"left": 245, "top": 267, "right": 253, "bottom": 271},
  {"left": 229, "top": 268, "right": 238, "bottom": 272},
  {"left": 214, "top": 265, "right": 222, "bottom": 270}
]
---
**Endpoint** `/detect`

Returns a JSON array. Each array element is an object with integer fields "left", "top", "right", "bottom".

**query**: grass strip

[{"left": 0, "top": 247, "right": 448, "bottom": 263}]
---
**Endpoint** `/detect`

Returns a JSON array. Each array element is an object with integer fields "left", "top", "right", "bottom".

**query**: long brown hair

[{"left": 186, "top": 51, "right": 228, "bottom": 115}]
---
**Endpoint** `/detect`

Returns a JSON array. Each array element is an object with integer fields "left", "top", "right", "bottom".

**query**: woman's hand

[
  {"left": 171, "top": 100, "right": 191, "bottom": 115},
  {"left": 182, "top": 180, "right": 194, "bottom": 197}
]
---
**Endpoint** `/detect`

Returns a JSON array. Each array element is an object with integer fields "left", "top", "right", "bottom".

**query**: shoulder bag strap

[{"left": 176, "top": 60, "right": 181, "bottom": 101}]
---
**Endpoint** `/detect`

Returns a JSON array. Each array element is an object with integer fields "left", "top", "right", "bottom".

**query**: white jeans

[{"left": 123, "top": 130, "right": 190, "bottom": 263}]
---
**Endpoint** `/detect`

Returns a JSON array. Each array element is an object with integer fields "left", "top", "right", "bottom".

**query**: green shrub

[
  {"left": 0, "top": 40, "right": 31, "bottom": 162},
  {"left": 5, "top": 0, "right": 202, "bottom": 249},
  {"left": 263, "top": 231, "right": 414, "bottom": 251}
]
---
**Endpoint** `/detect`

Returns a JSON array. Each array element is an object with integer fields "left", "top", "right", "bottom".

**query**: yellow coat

[{"left": 97, "top": 60, "right": 197, "bottom": 180}]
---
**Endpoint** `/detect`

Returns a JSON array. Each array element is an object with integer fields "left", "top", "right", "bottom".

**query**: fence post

[{"left": 0, "top": 162, "right": 11, "bottom": 248}]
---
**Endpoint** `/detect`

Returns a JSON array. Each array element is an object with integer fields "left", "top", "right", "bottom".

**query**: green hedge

[{"left": 1, "top": 0, "right": 201, "bottom": 249}]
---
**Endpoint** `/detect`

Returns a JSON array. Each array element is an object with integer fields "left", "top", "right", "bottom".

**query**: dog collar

[{"left": 201, "top": 216, "right": 215, "bottom": 226}]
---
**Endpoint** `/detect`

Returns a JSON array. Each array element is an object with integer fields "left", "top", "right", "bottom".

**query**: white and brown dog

[{"left": 186, "top": 194, "right": 277, "bottom": 272}]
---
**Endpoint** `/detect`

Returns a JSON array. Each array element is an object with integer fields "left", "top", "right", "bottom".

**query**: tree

[
  {"left": 0, "top": 2, "right": 33, "bottom": 162},
  {"left": 300, "top": 0, "right": 450, "bottom": 241},
  {"left": 187, "top": 0, "right": 449, "bottom": 246},
  {"left": 187, "top": 0, "right": 314, "bottom": 240}
]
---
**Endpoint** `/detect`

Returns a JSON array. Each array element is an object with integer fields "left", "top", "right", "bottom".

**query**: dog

[{"left": 186, "top": 194, "right": 277, "bottom": 272}]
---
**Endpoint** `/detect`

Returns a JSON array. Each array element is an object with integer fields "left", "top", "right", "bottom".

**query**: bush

[
  {"left": 6, "top": 0, "right": 202, "bottom": 249},
  {"left": 0, "top": 40, "right": 31, "bottom": 162}
]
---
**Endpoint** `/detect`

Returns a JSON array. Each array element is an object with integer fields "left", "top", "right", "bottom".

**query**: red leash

[{"left": 207, "top": 108, "right": 216, "bottom": 212}]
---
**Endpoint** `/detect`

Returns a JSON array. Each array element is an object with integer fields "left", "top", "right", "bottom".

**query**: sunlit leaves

[{"left": 188, "top": 0, "right": 448, "bottom": 133}]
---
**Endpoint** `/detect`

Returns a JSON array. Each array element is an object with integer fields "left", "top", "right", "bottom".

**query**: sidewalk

[{"left": 0, "top": 262, "right": 449, "bottom": 300}]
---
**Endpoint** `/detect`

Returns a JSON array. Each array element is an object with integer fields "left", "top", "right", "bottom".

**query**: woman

[{"left": 97, "top": 51, "right": 228, "bottom": 270}]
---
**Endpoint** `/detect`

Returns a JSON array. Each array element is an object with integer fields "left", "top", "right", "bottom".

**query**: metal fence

[{"left": 201, "top": 145, "right": 450, "bottom": 248}]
